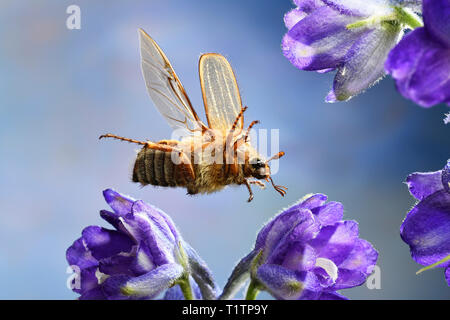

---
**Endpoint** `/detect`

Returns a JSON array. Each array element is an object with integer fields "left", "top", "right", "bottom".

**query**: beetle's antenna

[{"left": 266, "top": 151, "right": 285, "bottom": 164}]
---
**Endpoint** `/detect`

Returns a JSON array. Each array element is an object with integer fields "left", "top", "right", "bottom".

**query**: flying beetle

[{"left": 100, "top": 29, "right": 286, "bottom": 202}]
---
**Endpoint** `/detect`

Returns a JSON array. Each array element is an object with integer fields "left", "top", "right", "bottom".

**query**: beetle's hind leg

[{"left": 99, "top": 133, "right": 148, "bottom": 145}]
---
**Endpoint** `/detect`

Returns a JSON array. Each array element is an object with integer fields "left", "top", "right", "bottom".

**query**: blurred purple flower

[
  {"left": 220, "top": 194, "right": 378, "bottom": 300},
  {"left": 66, "top": 189, "right": 218, "bottom": 300},
  {"left": 401, "top": 160, "right": 450, "bottom": 286},
  {"left": 282, "top": 0, "right": 422, "bottom": 102},
  {"left": 386, "top": 0, "right": 450, "bottom": 107}
]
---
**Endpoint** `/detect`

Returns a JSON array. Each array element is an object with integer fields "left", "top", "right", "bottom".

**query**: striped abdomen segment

[{"left": 132, "top": 147, "right": 191, "bottom": 187}]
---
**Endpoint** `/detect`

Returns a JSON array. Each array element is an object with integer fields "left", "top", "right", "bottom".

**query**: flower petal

[
  {"left": 328, "top": 24, "right": 402, "bottom": 102},
  {"left": 283, "top": 6, "right": 365, "bottom": 71},
  {"left": 293, "top": 0, "right": 324, "bottom": 11},
  {"left": 442, "top": 160, "right": 450, "bottom": 193},
  {"left": 103, "top": 189, "right": 134, "bottom": 216},
  {"left": 79, "top": 287, "right": 108, "bottom": 300},
  {"left": 400, "top": 190, "right": 450, "bottom": 267},
  {"left": 423, "top": 0, "right": 450, "bottom": 47},
  {"left": 406, "top": 170, "right": 444, "bottom": 201},
  {"left": 219, "top": 250, "right": 259, "bottom": 300},
  {"left": 309, "top": 220, "right": 360, "bottom": 265},
  {"left": 385, "top": 28, "right": 450, "bottom": 107},
  {"left": 260, "top": 209, "right": 320, "bottom": 262},
  {"left": 131, "top": 200, "right": 180, "bottom": 242},
  {"left": 256, "top": 264, "right": 320, "bottom": 300},
  {"left": 318, "top": 291, "right": 348, "bottom": 300},
  {"left": 269, "top": 243, "right": 317, "bottom": 272},
  {"left": 332, "top": 239, "right": 378, "bottom": 289},
  {"left": 66, "top": 238, "right": 98, "bottom": 270},
  {"left": 119, "top": 263, "right": 184, "bottom": 298},
  {"left": 82, "top": 226, "right": 134, "bottom": 261},
  {"left": 321, "top": 0, "right": 393, "bottom": 17},
  {"left": 183, "top": 241, "right": 219, "bottom": 300},
  {"left": 297, "top": 193, "right": 328, "bottom": 210},
  {"left": 311, "top": 201, "right": 344, "bottom": 226},
  {"left": 98, "top": 248, "right": 137, "bottom": 276},
  {"left": 120, "top": 210, "right": 176, "bottom": 266},
  {"left": 99, "top": 210, "right": 122, "bottom": 230},
  {"left": 129, "top": 244, "right": 155, "bottom": 274},
  {"left": 284, "top": 8, "right": 308, "bottom": 30},
  {"left": 66, "top": 238, "right": 99, "bottom": 294}
]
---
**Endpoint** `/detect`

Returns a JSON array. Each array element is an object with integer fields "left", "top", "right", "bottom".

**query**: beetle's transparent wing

[
  {"left": 139, "top": 29, "right": 206, "bottom": 132},
  {"left": 199, "top": 53, "right": 243, "bottom": 133}
]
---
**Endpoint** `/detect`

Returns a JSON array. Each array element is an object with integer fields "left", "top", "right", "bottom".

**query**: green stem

[
  {"left": 178, "top": 275, "right": 194, "bottom": 300},
  {"left": 245, "top": 281, "right": 260, "bottom": 300},
  {"left": 394, "top": 7, "right": 423, "bottom": 29},
  {"left": 346, "top": 7, "right": 423, "bottom": 31},
  {"left": 416, "top": 254, "right": 450, "bottom": 275}
]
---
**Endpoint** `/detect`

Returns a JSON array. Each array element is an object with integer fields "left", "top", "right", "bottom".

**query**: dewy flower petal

[
  {"left": 385, "top": 0, "right": 450, "bottom": 107},
  {"left": 221, "top": 194, "right": 378, "bottom": 300},
  {"left": 401, "top": 160, "right": 450, "bottom": 286},
  {"left": 282, "top": 0, "right": 411, "bottom": 102},
  {"left": 66, "top": 189, "right": 218, "bottom": 299}
]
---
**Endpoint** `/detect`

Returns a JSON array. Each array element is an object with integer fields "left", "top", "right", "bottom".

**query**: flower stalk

[
  {"left": 393, "top": 7, "right": 423, "bottom": 29},
  {"left": 346, "top": 7, "right": 423, "bottom": 30},
  {"left": 416, "top": 254, "right": 450, "bottom": 275},
  {"left": 245, "top": 281, "right": 260, "bottom": 300},
  {"left": 178, "top": 274, "right": 195, "bottom": 300}
]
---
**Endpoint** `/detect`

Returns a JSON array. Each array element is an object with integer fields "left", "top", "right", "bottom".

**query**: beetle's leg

[
  {"left": 230, "top": 106, "right": 248, "bottom": 132},
  {"left": 249, "top": 180, "right": 266, "bottom": 190},
  {"left": 99, "top": 133, "right": 148, "bottom": 145},
  {"left": 243, "top": 120, "right": 259, "bottom": 142},
  {"left": 267, "top": 176, "right": 287, "bottom": 197},
  {"left": 157, "top": 139, "right": 179, "bottom": 146},
  {"left": 244, "top": 179, "right": 254, "bottom": 202}
]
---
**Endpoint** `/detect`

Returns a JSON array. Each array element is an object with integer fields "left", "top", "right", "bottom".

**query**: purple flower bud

[
  {"left": 66, "top": 189, "right": 218, "bottom": 299},
  {"left": 221, "top": 194, "right": 378, "bottom": 300},
  {"left": 385, "top": 0, "right": 450, "bottom": 107},
  {"left": 401, "top": 160, "right": 450, "bottom": 286}
]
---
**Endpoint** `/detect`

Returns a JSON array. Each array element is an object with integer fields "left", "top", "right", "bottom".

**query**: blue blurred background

[{"left": 0, "top": 1, "right": 448, "bottom": 299}]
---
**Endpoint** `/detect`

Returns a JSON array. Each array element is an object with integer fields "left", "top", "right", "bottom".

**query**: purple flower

[
  {"left": 220, "top": 194, "right": 378, "bottom": 300},
  {"left": 66, "top": 189, "right": 218, "bottom": 300},
  {"left": 386, "top": 0, "right": 450, "bottom": 107},
  {"left": 282, "top": 0, "right": 422, "bottom": 102},
  {"left": 401, "top": 160, "right": 450, "bottom": 286}
]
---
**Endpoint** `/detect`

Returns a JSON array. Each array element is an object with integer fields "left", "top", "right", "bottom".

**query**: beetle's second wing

[
  {"left": 199, "top": 53, "right": 243, "bottom": 133},
  {"left": 139, "top": 29, "right": 206, "bottom": 132}
]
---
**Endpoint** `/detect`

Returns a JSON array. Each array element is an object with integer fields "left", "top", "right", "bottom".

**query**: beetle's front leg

[{"left": 249, "top": 180, "right": 266, "bottom": 190}]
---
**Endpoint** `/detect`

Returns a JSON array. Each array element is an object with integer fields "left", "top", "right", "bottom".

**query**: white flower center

[{"left": 315, "top": 257, "right": 338, "bottom": 282}]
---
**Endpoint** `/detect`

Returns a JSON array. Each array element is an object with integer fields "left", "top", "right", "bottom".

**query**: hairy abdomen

[{"left": 132, "top": 147, "right": 186, "bottom": 187}]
